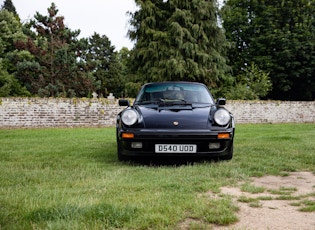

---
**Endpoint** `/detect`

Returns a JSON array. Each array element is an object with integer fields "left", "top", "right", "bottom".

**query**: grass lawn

[{"left": 0, "top": 124, "right": 314, "bottom": 229}]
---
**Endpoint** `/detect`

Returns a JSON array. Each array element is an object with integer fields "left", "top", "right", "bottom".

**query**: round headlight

[
  {"left": 214, "top": 109, "right": 231, "bottom": 126},
  {"left": 121, "top": 109, "right": 138, "bottom": 126}
]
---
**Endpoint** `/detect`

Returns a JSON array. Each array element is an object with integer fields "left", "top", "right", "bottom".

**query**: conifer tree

[
  {"left": 128, "top": 0, "right": 231, "bottom": 90},
  {"left": 0, "top": 7, "right": 30, "bottom": 96},
  {"left": 84, "top": 33, "right": 123, "bottom": 97},
  {"left": 15, "top": 3, "right": 95, "bottom": 97},
  {"left": 1, "top": 0, "right": 17, "bottom": 15}
]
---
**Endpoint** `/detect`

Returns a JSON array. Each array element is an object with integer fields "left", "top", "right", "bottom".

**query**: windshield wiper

[
  {"left": 158, "top": 99, "right": 192, "bottom": 106},
  {"left": 135, "top": 100, "right": 159, "bottom": 105}
]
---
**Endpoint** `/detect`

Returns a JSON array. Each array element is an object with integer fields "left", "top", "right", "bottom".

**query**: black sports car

[{"left": 116, "top": 82, "right": 235, "bottom": 161}]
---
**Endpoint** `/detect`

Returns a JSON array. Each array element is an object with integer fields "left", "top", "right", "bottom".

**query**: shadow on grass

[
  {"left": 120, "top": 156, "right": 220, "bottom": 167},
  {"left": 90, "top": 142, "right": 221, "bottom": 167}
]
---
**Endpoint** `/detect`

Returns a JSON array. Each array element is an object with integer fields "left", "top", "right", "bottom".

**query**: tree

[
  {"left": 225, "top": 63, "right": 272, "bottom": 99},
  {"left": 0, "top": 9, "right": 26, "bottom": 71},
  {"left": 1, "top": 0, "right": 17, "bottom": 15},
  {"left": 0, "top": 8, "right": 31, "bottom": 96},
  {"left": 83, "top": 33, "right": 123, "bottom": 97},
  {"left": 0, "top": 59, "right": 30, "bottom": 96},
  {"left": 128, "top": 0, "right": 231, "bottom": 91},
  {"left": 15, "top": 3, "right": 95, "bottom": 97},
  {"left": 221, "top": 0, "right": 315, "bottom": 100},
  {"left": 117, "top": 47, "right": 140, "bottom": 97}
]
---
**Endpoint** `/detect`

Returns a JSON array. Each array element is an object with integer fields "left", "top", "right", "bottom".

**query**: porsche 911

[{"left": 116, "top": 82, "right": 235, "bottom": 161}]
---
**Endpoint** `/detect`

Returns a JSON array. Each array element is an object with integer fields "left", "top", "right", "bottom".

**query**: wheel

[
  {"left": 117, "top": 137, "right": 129, "bottom": 161},
  {"left": 117, "top": 139, "right": 124, "bottom": 161},
  {"left": 219, "top": 144, "right": 233, "bottom": 161}
]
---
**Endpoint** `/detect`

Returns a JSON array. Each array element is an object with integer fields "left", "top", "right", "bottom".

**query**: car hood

[{"left": 136, "top": 105, "right": 212, "bottom": 129}]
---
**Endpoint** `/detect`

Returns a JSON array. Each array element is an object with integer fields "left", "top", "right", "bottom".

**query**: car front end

[{"left": 116, "top": 82, "right": 235, "bottom": 161}]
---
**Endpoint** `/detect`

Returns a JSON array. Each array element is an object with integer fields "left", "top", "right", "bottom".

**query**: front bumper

[{"left": 117, "top": 128, "right": 234, "bottom": 157}]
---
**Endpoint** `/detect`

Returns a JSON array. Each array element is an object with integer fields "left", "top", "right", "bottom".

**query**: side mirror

[
  {"left": 118, "top": 99, "right": 130, "bottom": 106},
  {"left": 216, "top": 98, "right": 226, "bottom": 106}
]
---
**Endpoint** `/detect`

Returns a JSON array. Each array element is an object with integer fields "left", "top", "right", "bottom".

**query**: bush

[{"left": 226, "top": 63, "right": 272, "bottom": 100}]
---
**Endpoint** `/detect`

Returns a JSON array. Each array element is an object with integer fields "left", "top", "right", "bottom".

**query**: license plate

[{"left": 155, "top": 144, "right": 197, "bottom": 153}]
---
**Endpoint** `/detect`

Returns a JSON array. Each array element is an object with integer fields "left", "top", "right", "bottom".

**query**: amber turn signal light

[
  {"left": 122, "top": 133, "right": 134, "bottom": 139},
  {"left": 218, "top": 133, "right": 230, "bottom": 139}
]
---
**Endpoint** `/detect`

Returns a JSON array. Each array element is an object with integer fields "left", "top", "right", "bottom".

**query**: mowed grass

[{"left": 0, "top": 124, "right": 314, "bottom": 229}]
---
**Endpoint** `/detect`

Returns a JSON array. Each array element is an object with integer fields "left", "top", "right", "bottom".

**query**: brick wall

[
  {"left": 0, "top": 98, "right": 314, "bottom": 128},
  {"left": 225, "top": 100, "right": 315, "bottom": 124},
  {"left": 0, "top": 98, "right": 121, "bottom": 128}
]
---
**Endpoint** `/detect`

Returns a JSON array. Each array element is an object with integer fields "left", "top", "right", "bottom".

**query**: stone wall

[
  {"left": 0, "top": 98, "right": 121, "bottom": 128},
  {"left": 225, "top": 100, "right": 315, "bottom": 124},
  {"left": 0, "top": 97, "right": 314, "bottom": 128}
]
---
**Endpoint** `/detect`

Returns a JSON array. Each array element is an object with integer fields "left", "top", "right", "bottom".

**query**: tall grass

[{"left": 0, "top": 124, "right": 314, "bottom": 229}]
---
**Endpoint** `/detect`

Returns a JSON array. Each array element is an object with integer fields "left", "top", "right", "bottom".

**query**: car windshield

[{"left": 135, "top": 82, "right": 214, "bottom": 105}]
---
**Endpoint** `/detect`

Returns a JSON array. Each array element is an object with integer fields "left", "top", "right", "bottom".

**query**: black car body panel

[
  {"left": 137, "top": 106, "right": 211, "bottom": 129},
  {"left": 116, "top": 82, "right": 235, "bottom": 160}
]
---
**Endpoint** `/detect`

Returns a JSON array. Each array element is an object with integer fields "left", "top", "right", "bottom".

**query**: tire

[
  {"left": 117, "top": 140, "right": 124, "bottom": 161},
  {"left": 117, "top": 139, "right": 129, "bottom": 161},
  {"left": 220, "top": 144, "right": 233, "bottom": 161}
]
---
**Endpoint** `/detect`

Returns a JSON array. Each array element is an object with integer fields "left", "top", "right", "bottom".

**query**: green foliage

[
  {"left": 128, "top": 0, "right": 232, "bottom": 89},
  {"left": 0, "top": 60, "right": 30, "bottom": 96},
  {"left": 0, "top": 9, "right": 18, "bottom": 54},
  {"left": 1, "top": 0, "right": 17, "bottom": 15},
  {"left": 0, "top": 9, "right": 26, "bottom": 72},
  {"left": 0, "top": 9, "right": 31, "bottom": 97},
  {"left": 13, "top": 3, "right": 96, "bottom": 97},
  {"left": 117, "top": 47, "right": 135, "bottom": 97},
  {"left": 225, "top": 63, "right": 272, "bottom": 100},
  {"left": 83, "top": 33, "right": 124, "bottom": 97},
  {"left": 124, "top": 81, "right": 142, "bottom": 97},
  {"left": 221, "top": 0, "right": 315, "bottom": 100},
  {"left": 1, "top": 3, "right": 127, "bottom": 98},
  {"left": 1, "top": 0, "right": 314, "bottom": 99}
]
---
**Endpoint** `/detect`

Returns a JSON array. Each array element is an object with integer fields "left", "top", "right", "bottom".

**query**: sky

[
  {"left": 9, "top": 0, "right": 137, "bottom": 51},
  {"left": 5, "top": 0, "right": 224, "bottom": 51}
]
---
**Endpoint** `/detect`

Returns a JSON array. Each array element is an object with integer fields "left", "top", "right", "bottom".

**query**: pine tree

[
  {"left": 1, "top": 0, "right": 17, "bottom": 15},
  {"left": 84, "top": 33, "right": 123, "bottom": 97},
  {"left": 128, "top": 0, "right": 231, "bottom": 90},
  {"left": 0, "top": 7, "right": 30, "bottom": 96},
  {"left": 15, "top": 3, "right": 95, "bottom": 97}
]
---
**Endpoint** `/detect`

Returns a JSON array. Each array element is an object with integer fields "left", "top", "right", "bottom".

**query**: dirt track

[{"left": 215, "top": 171, "right": 315, "bottom": 230}]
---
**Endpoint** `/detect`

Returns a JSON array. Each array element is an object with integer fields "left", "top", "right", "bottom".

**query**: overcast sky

[
  {"left": 9, "top": 0, "right": 137, "bottom": 51},
  {"left": 5, "top": 0, "right": 224, "bottom": 51}
]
